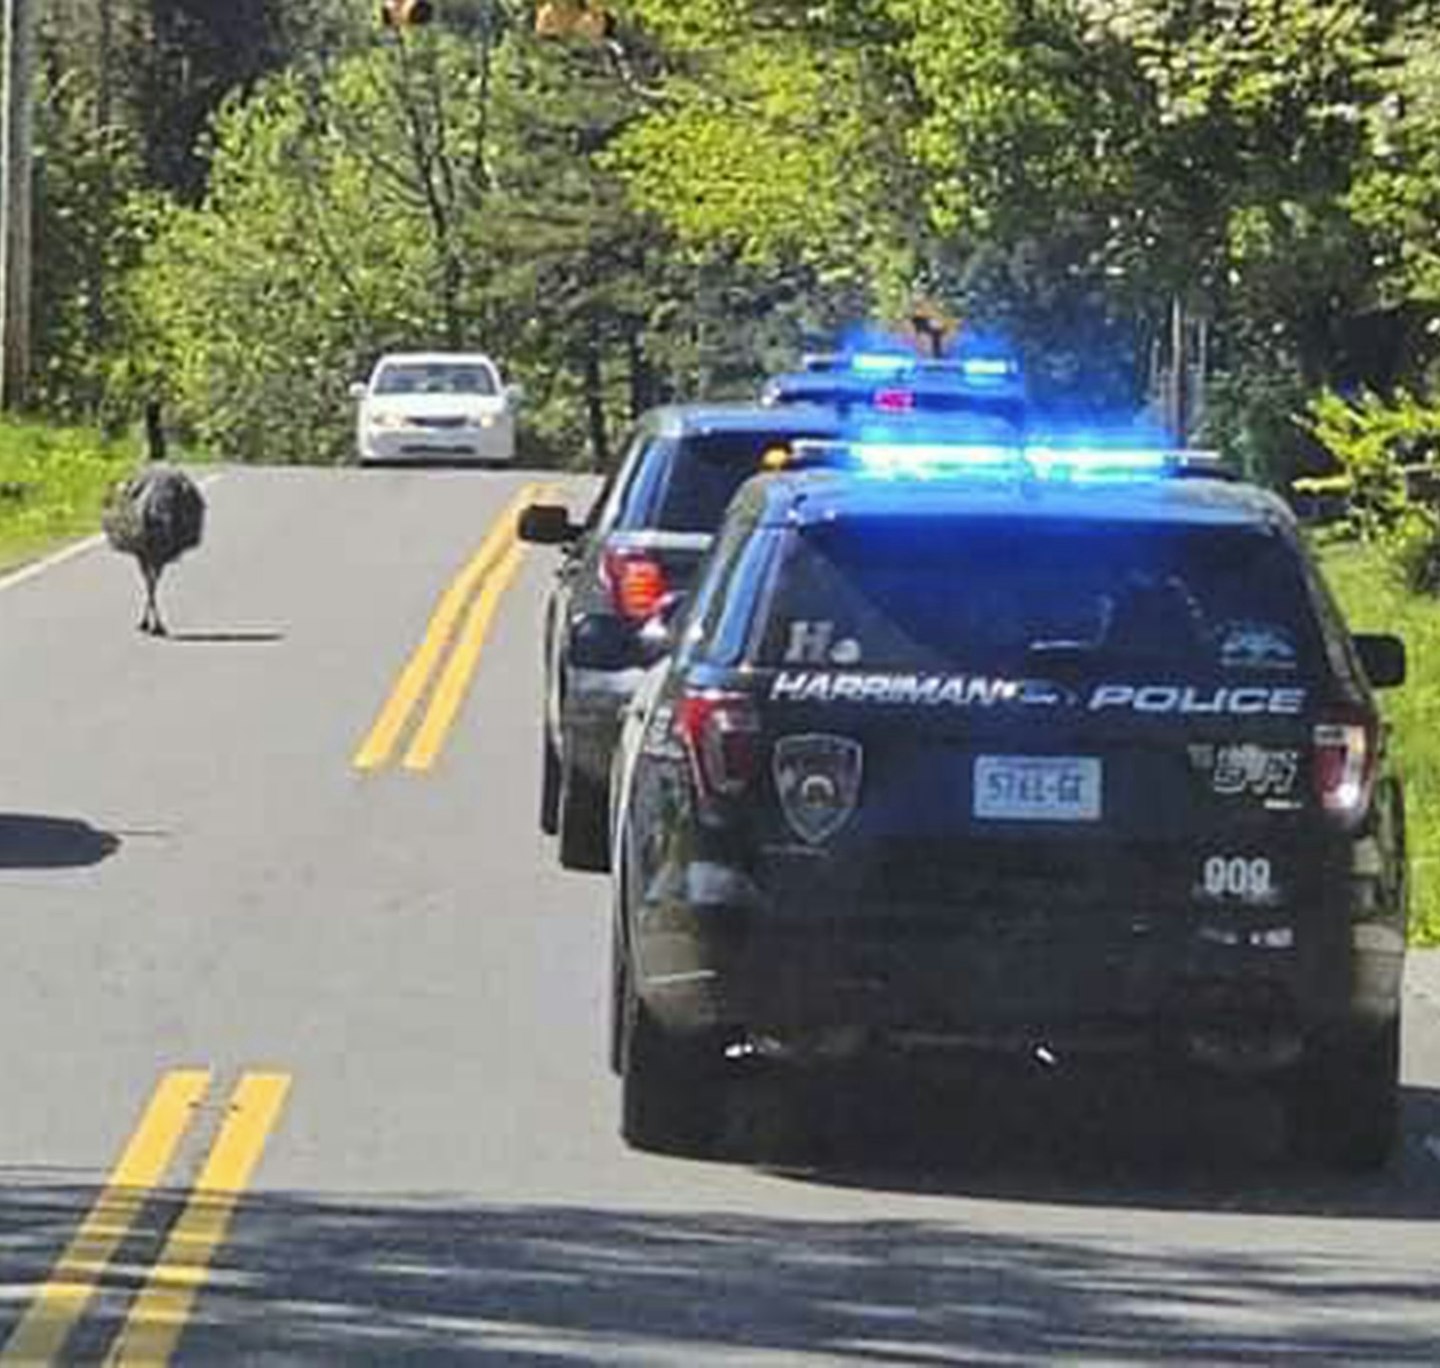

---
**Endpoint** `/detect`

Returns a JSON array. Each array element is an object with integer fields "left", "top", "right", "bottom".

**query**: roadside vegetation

[
  {"left": 1322, "top": 539, "right": 1440, "bottom": 944},
  {"left": 0, "top": 420, "right": 138, "bottom": 572}
]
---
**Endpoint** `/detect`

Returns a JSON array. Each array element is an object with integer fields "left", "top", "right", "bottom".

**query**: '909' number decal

[{"left": 1201, "top": 855, "right": 1273, "bottom": 902}]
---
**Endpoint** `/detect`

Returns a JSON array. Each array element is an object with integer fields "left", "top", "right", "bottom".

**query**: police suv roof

[
  {"left": 747, "top": 466, "right": 1296, "bottom": 531},
  {"left": 650, "top": 403, "right": 844, "bottom": 440}
]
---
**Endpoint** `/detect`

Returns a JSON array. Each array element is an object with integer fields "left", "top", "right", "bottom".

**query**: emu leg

[
  {"left": 142, "top": 564, "right": 165, "bottom": 636},
  {"left": 135, "top": 563, "right": 154, "bottom": 633}
]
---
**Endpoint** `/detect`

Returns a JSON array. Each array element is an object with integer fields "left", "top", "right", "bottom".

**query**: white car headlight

[{"left": 369, "top": 411, "right": 409, "bottom": 430}]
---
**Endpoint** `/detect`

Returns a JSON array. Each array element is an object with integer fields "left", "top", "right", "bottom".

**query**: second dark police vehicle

[
  {"left": 519, "top": 403, "right": 845, "bottom": 872},
  {"left": 761, "top": 346, "right": 1028, "bottom": 431},
  {"left": 608, "top": 438, "right": 1409, "bottom": 1168}
]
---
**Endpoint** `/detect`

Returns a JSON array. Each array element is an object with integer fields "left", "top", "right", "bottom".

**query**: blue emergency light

[
  {"left": 959, "top": 357, "right": 1018, "bottom": 380},
  {"left": 848, "top": 352, "right": 915, "bottom": 375},
  {"left": 786, "top": 436, "right": 1225, "bottom": 482}
]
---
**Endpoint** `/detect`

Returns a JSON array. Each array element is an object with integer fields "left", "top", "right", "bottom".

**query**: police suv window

[
  {"left": 690, "top": 523, "right": 781, "bottom": 668},
  {"left": 586, "top": 424, "right": 649, "bottom": 523},
  {"left": 677, "top": 514, "right": 758, "bottom": 666},
  {"left": 755, "top": 518, "right": 1322, "bottom": 676},
  {"left": 608, "top": 430, "right": 670, "bottom": 531},
  {"left": 645, "top": 433, "right": 823, "bottom": 534}
]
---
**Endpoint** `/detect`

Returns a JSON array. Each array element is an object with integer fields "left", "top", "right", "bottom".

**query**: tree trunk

[
  {"left": 582, "top": 319, "right": 609, "bottom": 472},
  {"left": 626, "top": 325, "right": 656, "bottom": 420}
]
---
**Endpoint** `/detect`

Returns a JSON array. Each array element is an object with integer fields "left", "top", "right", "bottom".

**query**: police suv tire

[
  {"left": 540, "top": 732, "right": 561, "bottom": 836},
  {"left": 621, "top": 999, "right": 724, "bottom": 1156},
  {"left": 1285, "top": 1020, "right": 1400, "bottom": 1172},
  {"left": 558, "top": 754, "right": 610, "bottom": 872}
]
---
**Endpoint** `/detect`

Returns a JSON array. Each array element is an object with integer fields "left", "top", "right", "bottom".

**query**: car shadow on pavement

[
  {"left": 738, "top": 1066, "right": 1440, "bottom": 1220},
  {"left": 355, "top": 460, "right": 511, "bottom": 472},
  {"left": 0, "top": 1184, "right": 1437, "bottom": 1363},
  {"left": 162, "top": 631, "right": 286, "bottom": 645},
  {"left": 0, "top": 815, "right": 120, "bottom": 869}
]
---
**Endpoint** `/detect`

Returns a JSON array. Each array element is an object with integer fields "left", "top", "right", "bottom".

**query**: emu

[{"left": 102, "top": 401, "right": 205, "bottom": 636}]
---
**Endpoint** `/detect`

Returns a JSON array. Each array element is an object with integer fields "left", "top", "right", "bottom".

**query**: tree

[{"left": 126, "top": 18, "right": 843, "bottom": 466}]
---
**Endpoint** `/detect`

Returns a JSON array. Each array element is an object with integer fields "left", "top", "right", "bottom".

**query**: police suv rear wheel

[
  {"left": 540, "top": 731, "right": 561, "bottom": 835},
  {"left": 1284, "top": 1020, "right": 1400, "bottom": 1172},
  {"left": 558, "top": 755, "right": 610, "bottom": 872},
  {"left": 621, "top": 995, "right": 726, "bottom": 1156}
]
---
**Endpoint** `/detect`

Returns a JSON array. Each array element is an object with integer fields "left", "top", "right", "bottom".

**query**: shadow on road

[
  {"left": 161, "top": 631, "right": 286, "bottom": 645},
  {"left": 741, "top": 1066, "right": 1440, "bottom": 1220},
  {"left": 353, "top": 460, "right": 513, "bottom": 472},
  {"left": 0, "top": 815, "right": 120, "bottom": 869},
  {"left": 0, "top": 1184, "right": 1436, "bottom": 1363}
]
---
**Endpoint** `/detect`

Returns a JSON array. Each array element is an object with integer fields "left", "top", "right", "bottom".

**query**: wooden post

[
  {"left": 1167, "top": 294, "right": 1188, "bottom": 446},
  {"left": 0, "top": 0, "right": 34, "bottom": 411}
]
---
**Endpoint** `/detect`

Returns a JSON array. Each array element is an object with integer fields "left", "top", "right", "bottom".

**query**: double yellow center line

[
  {"left": 354, "top": 482, "right": 547, "bottom": 773},
  {"left": 2, "top": 1070, "right": 291, "bottom": 1366}
]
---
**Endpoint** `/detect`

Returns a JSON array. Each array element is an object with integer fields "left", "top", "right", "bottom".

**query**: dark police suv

[
  {"left": 519, "top": 404, "right": 845, "bottom": 871},
  {"left": 762, "top": 348, "right": 1028, "bottom": 431},
  {"left": 609, "top": 440, "right": 1409, "bottom": 1169}
]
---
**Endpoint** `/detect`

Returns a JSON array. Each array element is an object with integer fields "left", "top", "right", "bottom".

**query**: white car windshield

[{"left": 374, "top": 362, "right": 498, "bottom": 396}]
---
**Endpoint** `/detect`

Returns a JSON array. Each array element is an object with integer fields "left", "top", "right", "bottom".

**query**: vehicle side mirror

[
  {"left": 1354, "top": 633, "right": 1406, "bottom": 689},
  {"left": 518, "top": 503, "right": 578, "bottom": 545},
  {"left": 349, "top": 381, "right": 368, "bottom": 400},
  {"left": 569, "top": 615, "right": 633, "bottom": 671},
  {"left": 636, "top": 592, "right": 690, "bottom": 665},
  {"left": 504, "top": 383, "right": 525, "bottom": 406}
]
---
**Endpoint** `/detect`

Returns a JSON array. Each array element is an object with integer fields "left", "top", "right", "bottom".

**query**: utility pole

[
  {"left": 1166, "top": 294, "right": 1188, "bottom": 446},
  {"left": 0, "top": 0, "right": 34, "bottom": 411}
]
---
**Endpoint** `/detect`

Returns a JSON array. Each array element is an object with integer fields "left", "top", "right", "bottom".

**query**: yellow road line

[
  {"left": 403, "top": 539, "right": 527, "bottom": 771},
  {"left": 0, "top": 1070, "right": 211, "bottom": 1366},
  {"left": 353, "top": 483, "right": 539, "bottom": 771},
  {"left": 104, "top": 1072, "right": 292, "bottom": 1367}
]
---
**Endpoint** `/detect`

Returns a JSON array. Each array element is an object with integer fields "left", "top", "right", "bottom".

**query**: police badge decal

[{"left": 773, "top": 734, "right": 864, "bottom": 845}]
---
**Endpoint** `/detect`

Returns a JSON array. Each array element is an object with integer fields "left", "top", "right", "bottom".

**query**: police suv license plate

[{"left": 974, "top": 756, "right": 1102, "bottom": 821}]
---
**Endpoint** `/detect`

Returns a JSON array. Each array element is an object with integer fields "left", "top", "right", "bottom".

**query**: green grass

[
  {"left": 1320, "top": 537, "right": 1440, "bottom": 945},
  {"left": 0, "top": 418, "right": 145, "bottom": 572}
]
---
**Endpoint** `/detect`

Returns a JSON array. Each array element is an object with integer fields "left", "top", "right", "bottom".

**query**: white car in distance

[{"left": 352, "top": 352, "right": 521, "bottom": 466}]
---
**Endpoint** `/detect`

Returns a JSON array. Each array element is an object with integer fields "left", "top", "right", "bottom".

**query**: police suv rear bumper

[{"left": 634, "top": 862, "right": 1405, "bottom": 1075}]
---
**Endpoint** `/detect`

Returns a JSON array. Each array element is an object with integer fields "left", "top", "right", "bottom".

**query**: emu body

[{"left": 102, "top": 463, "right": 205, "bottom": 636}]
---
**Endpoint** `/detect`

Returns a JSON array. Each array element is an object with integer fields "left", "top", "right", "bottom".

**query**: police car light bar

[
  {"left": 849, "top": 442, "right": 1018, "bottom": 472},
  {"left": 849, "top": 352, "right": 916, "bottom": 375},
  {"left": 785, "top": 439, "right": 1225, "bottom": 480},
  {"left": 798, "top": 353, "right": 1020, "bottom": 381},
  {"left": 957, "top": 357, "right": 1018, "bottom": 379}
]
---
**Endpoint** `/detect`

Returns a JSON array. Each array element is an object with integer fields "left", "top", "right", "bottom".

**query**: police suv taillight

[
  {"left": 1312, "top": 709, "right": 1377, "bottom": 823},
  {"left": 873, "top": 388, "right": 915, "bottom": 413},
  {"left": 678, "top": 690, "right": 761, "bottom": 802},
  {"left": 602, "top": 548, "right": 670, "bottom": 622}
]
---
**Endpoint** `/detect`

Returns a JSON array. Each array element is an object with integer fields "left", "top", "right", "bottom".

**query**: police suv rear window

[
  {"left": 623, "top": 433, "right": 819, "bottom": 534},
  {"left": 755, "top": 518, "right": 1321, "bottom": 676}
]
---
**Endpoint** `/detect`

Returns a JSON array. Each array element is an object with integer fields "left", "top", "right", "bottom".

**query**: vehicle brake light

[
  {"left": 602, "top": 548, "right": 669, "bottom": 622},
  {"left": 1313, "top": 710, "right": 1376, "bottom": 822},
  {"left": 873, "top": 387, "right": 916, "bottom": 413},
  {"left": 678, "top": 691, "right": 761, "bottom": 802}
]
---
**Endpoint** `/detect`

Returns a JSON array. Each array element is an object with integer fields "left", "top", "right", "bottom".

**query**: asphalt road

[{"left": 0, "top": 465, "right": 1437, "bottom": 1365}]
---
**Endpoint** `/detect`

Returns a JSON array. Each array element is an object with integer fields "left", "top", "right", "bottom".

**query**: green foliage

[
  {"left": 1309, "top": 387, "right": 1440, "bottom": 588},
  {"left": 610, "top": 39, "right": 899, "bottom": 279},
  {"left": 31, "top": 65, "right": 152, "bottom": 421},
  {"left": 1200, "top": 365, "right": 1320, "bottom": 485},
  {"left": 0, "top": 418, "right": 142, "bottom": 570},
  {"left": 148, "top": 36, "right": 516, "bottom": 459},
  {"left": 21, "top": 0, "right": 1440, "bottom": 486},
  {"left": 1350, "top": 12, "right": 1440, "bottom": 316},
  {"left": 608, "top": 0, "right": 1398, "bottom": 437},
  {"left": 1321, "top": 538, "right": 1440, "bottom": 945}
]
